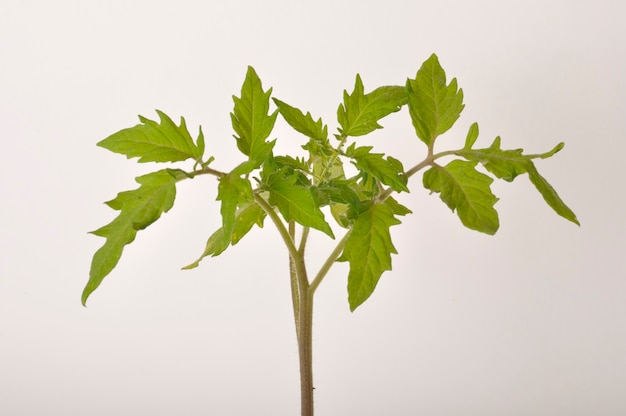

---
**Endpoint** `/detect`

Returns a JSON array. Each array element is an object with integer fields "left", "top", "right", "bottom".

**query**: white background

[{"left": 2, "top": 0, "right": 625, "bottom": 414}]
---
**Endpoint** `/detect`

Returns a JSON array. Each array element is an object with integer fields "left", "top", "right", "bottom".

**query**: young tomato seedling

[{"left": 83, "top": 54, "right": 579, "bottom": 416}]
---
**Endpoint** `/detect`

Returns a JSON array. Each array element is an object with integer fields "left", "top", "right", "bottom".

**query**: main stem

[{"left": 297, "top": 285, "right": 314, "bottom": 416}]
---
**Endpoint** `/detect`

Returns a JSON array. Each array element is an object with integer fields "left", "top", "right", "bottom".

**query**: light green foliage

[
  {"left": 97, "top": 110, "right": 204, "bottom": 163},
  {"left": 183, "top": 202, "right": 265, "bottom": 269},
  {"left": 345, "top": 144, "right": 409, "bottom": 192},
  {"left": 338, "top": 203, "right": 402, "bottom": 311},
  {"left": 458, "top": 137, "right": 579, "bottom": 224},
  {"left": 231, "top": 66, "right": 278, "bottom": 166},
  {"left": 273, "top": 98, "right": 328, "bottom": 140},
  {"left": 407, "top": 54, "right": 464, "bottom": 146},
  {"left": 423, "top": 160, "right": 499, "bottom": 235},
  {"left": 84, "top": 54, "right": 578, "bottom": 310},
  {"left": 84, "top": 55, "right": 579, "bottom": 415},
  {"left": 83, "top": 170, "right": 177, "bottom": 304},
  {"left": 337, "top": 75, "right": 407, "bottom": 137},
  {"left": 265, "top": 168, "right": 335, "bottom": 238}
]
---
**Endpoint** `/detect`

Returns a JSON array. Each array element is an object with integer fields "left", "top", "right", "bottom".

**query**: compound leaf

[
  {"left": 459, "top": 139, "right": 578, "bottom": 225},
  {"left": 337, "top": 75, "right": 407, "bottom": 137},
  {"left": 231, "top": 66, "right": 278, "bottom": 166},
  {"left": 423, "top": 160, "right": 499, "bottom": 234},
  {"left": 407, "top": 54, "right": 464, "bottom": 146},
  {"left": 338, "top": 203, "right": 401, "bottom": 311},
  {"left": 459, "top": 136, "right": 530, "bottom": 182},
  {"left": 83, "top": 170, "right": 177, "bottom": 305},
  {"left": 98, "top": 110, "right": 204, "bottom": 163}
]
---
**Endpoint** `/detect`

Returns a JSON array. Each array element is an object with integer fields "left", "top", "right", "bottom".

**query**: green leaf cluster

[{"left": 84, "top": 54, "right": 578, "bottom": 312}]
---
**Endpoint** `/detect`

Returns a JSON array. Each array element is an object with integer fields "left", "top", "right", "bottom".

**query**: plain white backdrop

[{"left": 2, "top": 0, "right": 625, "bottom": 414}]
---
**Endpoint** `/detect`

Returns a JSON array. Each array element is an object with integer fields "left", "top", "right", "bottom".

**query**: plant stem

[
  {"left": 298, "top": 284, "right": 314, "bottom": 416},
  {"left": 292, "top": 229, "right": 314, "bottom": 416},
  {"left": 289, "top": 221, "right": 300, "bottom": 341},
  {"left": 257, "top": 195, "right": 315, "bottom": 415}
]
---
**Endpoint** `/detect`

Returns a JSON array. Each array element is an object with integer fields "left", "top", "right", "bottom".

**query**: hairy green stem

[
  {"left": 309, "top": 229, "right": 352, "bottom": 296},
  {"left": 253, "top": 194, "right": 299, "bottom": 259},
  {"left": 295, "top": 253, "right": 314, "bottom": 416},
  {"left": 256, "top": 195, "right": 314, "bottom": 415},
  {"left": 288, "top": 221, "right": 300, "bottom": 339}
]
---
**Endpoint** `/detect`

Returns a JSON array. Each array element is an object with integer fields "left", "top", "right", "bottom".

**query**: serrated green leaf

[
  {"left": 267, "top": 170, "right": 334, "bottom": 238},
  {"left": 83, "top": 170, "right": 177, "bottom": 305},
  {"left": 459, "top": 136, "right": 529, "bottom": 182},
  {"left": 182, "top": 202, "right": 266, "bottom": 269},
  {"left": 384, "top": 196, "right": 412, "bottom": 216},
  {"left": 231, "top": 66, "right": 278, "bottom": 166},
  {"left": 458, "top": 139, "right": 578, "bottom": 224},
  {"left": 464, "top": 122, "right": 479, "bottom": 149},
  {"left": 526, "top": 164, "right": 580, "bottom": 225},
  {"left": 97, "top": 110, "right": 203, "bottom": 163},
  {"left": 316, "top": 179, "right": 361, "bottom": 208},
  {"left": 272, "top": 98, "right": 328, "bottom": 140},
  {"left": 458, "top": 138, "right": 566, "bottom": 182},
  {"left": 337, "top": 203, "right": 401, "bottom": 311},
  {"left": 346, "top": 144, "right": 409, "bottom": 192},
  {"left": 423, "top": 160, "right": 499, "bottom": 234},
  {"left": 407, "top": 54, "right": 464, "bottom": 146},
  {"left": 337, "top": 76, "right": 407, "bottom": 137},
  {"left": 217, "top": 173, "right": 253, "bottom": 242}
]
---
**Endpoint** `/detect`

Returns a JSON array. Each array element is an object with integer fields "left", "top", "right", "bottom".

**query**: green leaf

[
  {"left": 526, "top": 164, "right": 580, "bottom": 225},
  {"left": 464, "top": 122, "right": 479, "bottom": 149},
  {"left": 345, "top": 144, "right": 409, "bottom": 192},
  {"left": 183, "top": 202, "right": 266, "bottom": 269},
  {"left": 407, "top": 54, "right": 464, "bottom": 146},
  {"left": 217, "top": 163, "right": 254, "bottom": 242},
  {"left": 97, "top": 110, "right": 204, "bottom": 163},
  {"left": 458, "top": 139, "right": 578, "bottom": 225},
  {"left": 337, "top": 75, "right": 407, "bottom": 137},
  {"left": 267, "top": 170, "right": 335, "bottom": 238},
  {"left": 423, "top": 160, "right": 499, "bottom": 234},
  {"left": 459, "top": 136, "right": 530, "bottom": 182},
  {"left": 272, "top": 98, "right": 328, "bottom": 140},
  {"left": 316, "top": 179, "right": 361, "bottom": 208},
  {"left": 337, "top": 203, "right": 401, "bottom": 311},
  {"left": 83, "top": 170, "right": 177, "bottom": 305},
  {"left": 459, "top": 138, "right": 566, "bottom": 183},
  {"left": 384, "top": 196, "right": 412, "bottom": 216},
  {"left": 231, "top": 66, "right": 278, "bottom": 166}
]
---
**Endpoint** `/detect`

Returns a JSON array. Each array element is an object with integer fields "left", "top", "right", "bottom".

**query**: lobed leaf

[
  {"left": 459, "top": 136, "right": 530, "bottom": 182},
  {"left": 423, "top": 160, "right": 499, "bottom": 234},
  {"left": 459, "top": 139, "right": 578, "bottom": 225},
  {"left": 83, "top": 170, "right": 177, "bottom": 305},
  {"left": 407, "top": 54, "right": 464, "bottom": 146},
  {"left": 231, "top": 66, "right": 278, "bottom": 166},
  {"left": 337, "top": 75, "right": 407, "bottom": 137},
  {"left": 346, "top": 144, "right": 409, "bottom": 192},
  {"left": 97, "top": 110, "right": 204, "bottom": 163},
  {"left": 337, "top": 203, "right": 401, "bottom": 311}
]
